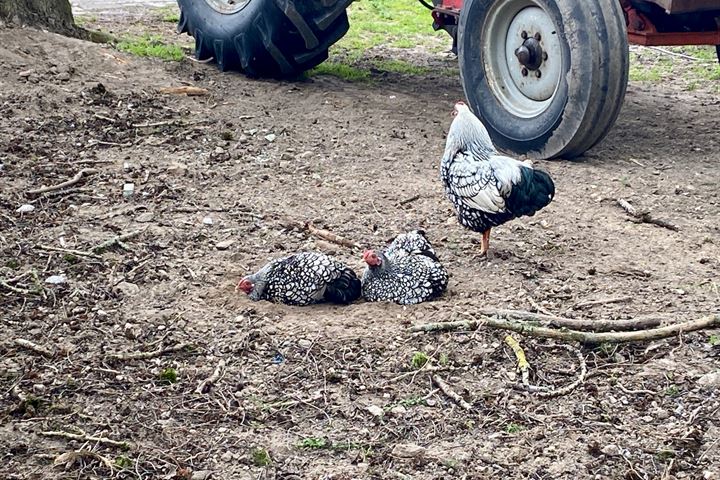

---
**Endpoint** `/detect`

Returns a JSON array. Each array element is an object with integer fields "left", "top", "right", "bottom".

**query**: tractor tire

[
  {"left": 176, "top": 0, "right": 352, "bottom": 77},
  {"left": 458, "top": 0, "right": 629, "bottom": 159}
]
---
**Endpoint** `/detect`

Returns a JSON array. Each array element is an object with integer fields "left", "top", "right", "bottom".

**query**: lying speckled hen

[
  {"left": 237, "top": 252, "right": 361, "bottom": 306},
  {"left": 441, "top": 101, "right": 555, "bottom": 256},
  {"left": 361, "top": 230, "right": 448, "bottom": 305}
]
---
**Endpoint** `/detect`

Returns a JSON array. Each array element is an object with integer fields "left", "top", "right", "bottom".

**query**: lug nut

[
  {"left": 521, "top": 67, "right": 528, "bottom": 77},
  {"left": 534, "top": 32, "right": 542, "bottom": 41},
  {"left": 535, "top": 70, "right": 542, "bottom": 78},
  {"left": 542, "top": 51, "right": 548, "bottom": 61},
  {"left": 521, "top": 31, "right": 528, "bottom": 39}
]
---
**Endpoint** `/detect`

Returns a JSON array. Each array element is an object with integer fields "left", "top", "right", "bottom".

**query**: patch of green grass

[
  {"left": 74, "top": 15, "right": 97, "bottom": 26},
  {"left": 159, "top": 367, "right": 178, "bottom": 384},
  {"left": 117, "top": 35, "right": 184, "bottom": 62},
  {"left": 411, "top": 351, "right": 429, "bottom": 369},
  {"left": 665, "top": 385, "right": 680, "bottom": 397},
  {"left": 709, "top": 335, "right": 720, "bottom": 346},
  {"left": 308, "top": 61, "right": 370, "bottom": 81},
  {"left": 156, "top": 5, "right": 180, "bottom": 23},
  {"left": 63, "top": 254, "right": 79, "bottom": 264},
  {"left": 299, "top": 437, "right": 328, "bottom": 449},
  {"left": 115, "top": 456, "right": 133, "bottom": 469},
  {"left": 5, "top": 259, "right": 19, "bottom": 269},
  {"left": 251, "top": 448, "right": 271, "bottom": 467},
  {"left": 629, "top": 64, "right": 662, "bottom": 82},
  {"left": 439, "top": 352, "right": 450, "bottom": 366},
  {"left": 505, "top": 423, "right": 524, "bottom": 434}
]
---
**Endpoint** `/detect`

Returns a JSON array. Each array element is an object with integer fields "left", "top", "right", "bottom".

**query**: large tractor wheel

[
  {"left": 458, "top": 0, "right": 629, "bottom": 159},
  {"left": 176, "top": 0, "right": 352, "bottom": 76}
]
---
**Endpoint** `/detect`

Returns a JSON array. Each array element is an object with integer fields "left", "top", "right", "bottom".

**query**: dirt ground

[{"left": 1, "top": 12, "right": 719, "bottom": 480}]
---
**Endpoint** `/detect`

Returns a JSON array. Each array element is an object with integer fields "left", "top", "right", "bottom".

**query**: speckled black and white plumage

[
  {"left": 362, "top": 232, "right": 448, "bottom": 305},
  {"left": 240, "top": 252, "right": 361, "bottom": 306},
  {"left": 441, "top": 103, "right": 555, "bottom": 235}
]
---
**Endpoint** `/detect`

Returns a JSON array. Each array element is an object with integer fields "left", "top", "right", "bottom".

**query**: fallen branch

[
  {"left": 36, "top": 245, "right": 104, "bottom": 260},
  {"left": 195, "top": 358, "right": 226, "bottom": 394},
  {"left": 504, "top": 335, "right": 530, "bottom": 386},
  {"left": 158, "top": 86, "right": 209, "bottom": 96},
  {"left": 431, "top": 374, "right": 472, "bottom": 410},
  {"left": 442, "top": 308, "right": 663, "bottom": 332},
  {"left": 107, "top": 342, "right": 191, "bottom": 362},
  {"left": 412, "top": 313, "right": 720, "bottom": 344},
  {"left": 617, "top": 198, "right": 679, "bottom": 232},
  {"left": 39, "top": 430, "right": 132, "bottom": 450},
  {"left": 26, "top": 168, "right": 98, "bottom": 196},
  {"left": 573, "top": 296, "right": 632, "bottom": 310},
  {"left": 15, "top": 338, "right": 55, "bottom": 358},
  {"left": 91, "top": 230, "right": 145, "bottom": 253}
]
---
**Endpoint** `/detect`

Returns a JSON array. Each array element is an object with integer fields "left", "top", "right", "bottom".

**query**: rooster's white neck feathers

[{"left": 444, "top": 105, "right": 496, "bottom": 160}]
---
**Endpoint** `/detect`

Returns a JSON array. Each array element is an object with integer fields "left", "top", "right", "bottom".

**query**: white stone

[
  {"left": 16, "top": 204, "right": 35, "bottom": 213},
  {"left": 366, "top": 405, "right": 384, "bottom": 417}
]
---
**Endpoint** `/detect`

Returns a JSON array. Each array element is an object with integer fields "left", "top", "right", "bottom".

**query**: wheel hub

[
  {"left": 203, "top": 0, "right": 251, "bottom": 14},
  {"left": 482, "top": 1, "right": 563, "bottom": 117},
  {"left": 515, "top": 36, "right": 543, "bottom": 71}
]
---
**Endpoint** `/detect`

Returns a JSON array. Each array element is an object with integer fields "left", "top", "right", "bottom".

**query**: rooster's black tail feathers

[
  {"left": 325, "top": 268, "right": 362, "bottom": 305},
  {"left": 506, "top": 166, "right": 555, "bottom": 217}
]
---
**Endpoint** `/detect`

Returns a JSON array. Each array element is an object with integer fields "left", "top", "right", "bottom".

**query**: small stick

[
  {"left": 107, "top": 342, "right": 191, "bottom": 362},
  {"left": 185, "top": 55, "right": 215, "bottom": 64},
  {"left": 1, "top": 280, "right": 32, "bottom": 295},
  {"left": 26, "top": 168, "right": 98, "bottom": 196},
  {"left": 573, "top": 295, "right": 632, "bottom": 310},
  {"left": 54, "top": 449, "right": 116, "bottom": 471},
  {"left": 527, "top": 296, "right": 554, "bottom": 316},
  {"left": 617, "top": 198, "right": 679, "bottom": 232},
  {"left": 528, "top": 344, "right": 587, "bottom": 398},
  {"left": 36, "top": 245, "right": 103, "bottom": 260},
  {"left": 91, "top": 230, "right": 145, "bottom": 253},
  {"left": 431, "top": 374, "right": 472, "bottom": 410},
  {"left": 195, "top": 358, "right": 226, "bottom": 394},
  {"left": 39, "top": 430, "right": 132, "bottom": 449},
  {"left": 15, "top": 338, "right": 54, "bottom": 358},
  {"left": 504, "top": 335, "right": 530, "bottom": 386},
  {"left": 306, "top": 223, "right": 362, "bottom": 250},
  {"left": 412, "top": 313, "right": 720, "bottom": 344},
  {"left": 158, "top": 86, "right": 209, "bottom": 96},
  {"left": 399, "top": 194, "right": 421, "bottom": 206}
]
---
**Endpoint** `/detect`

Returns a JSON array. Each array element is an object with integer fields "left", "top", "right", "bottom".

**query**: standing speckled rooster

[
  {"left": 441, "top": 101, "right": 555, "bottom": 256},
  {"left": 361, "top": 230, "right": 448, "bottom": 305},
  {"left": 237, "top": 252, "right": 361, "bottom": 306}
]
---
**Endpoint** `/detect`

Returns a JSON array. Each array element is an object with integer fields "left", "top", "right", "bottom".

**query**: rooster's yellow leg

[{"left": 479, "top": 229, "right": 491, "bottom": 257}]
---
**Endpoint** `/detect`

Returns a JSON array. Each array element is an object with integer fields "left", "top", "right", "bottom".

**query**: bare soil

[{"left": 1, "top": 15, "right": 719, "bottom": 480}]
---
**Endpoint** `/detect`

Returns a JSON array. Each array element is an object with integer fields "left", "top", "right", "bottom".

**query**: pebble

[
  {"left": 280, "top": 152, "right": 294, "bottom": 161},
  {"left": 389, "top": 405, "right": 407, "bottom": 416},
  {"left": 698, "top": 372, "right": 720, "bottom": 388},
  {"left": 203, "top": 216, "right": 214, "bottom": 226},
  {"left": 123, "top": 183, "right": 135, "bottom": 197},
  {"left": 45, "top": 274, "right": 67, "bottom": 285},
  {"left": 116, "top": 281, "right": 140, "bottom": 297},
  {"left": 264, "top": 133, "right": 276, "bottom": 142},
  {"left": 297, "top": 339, "right": 312, "bottom": 349},
  {"left": 391, "top": 443, "right": 426, "bottom": 458},
  {"left": 215, "top": 239, "right": 235, "bottom": 250},
  {"left": 16, "top": 204, "right": 35, "bottom": 213},
  {"left": 601, "top": 444, "right": 621, "bottom": 457},
  {"left": 32, "top": 384, "right": 46, "bottom": 394},
  {"left": 166, "top": 162, "right": 188, "bottom": 176},
  {"left": 135, "top": 212, "right": 154, "bottom": 223},
  {"left": 366, "top": 405, "right": 384, "bottom": 417}
]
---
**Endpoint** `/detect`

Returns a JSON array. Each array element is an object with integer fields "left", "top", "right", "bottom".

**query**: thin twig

[
  {"left": 617, "top": 198, "right": 679, "bottom": 232},
  {"left": 36, "top": 245, "right": 104, "bottom": 260},
  {"left": 195, "top": 358, "right": 226, "bottom": 394},
  {"left": 92, "top": 230, "right": 145, "bottom": 253},
  {"left": 431, "top": 374, "right": 472, "bottom": 410},
  {"left": 528, "top": 344, "right": 587, "bottom": 398},
  {"left": 107, "top": 342, "right": 191, "bottom": 362},
  {"left": 15, "top": 338, "right": 55, "bottom": 358},
  {"left": 185, "top": 55, "right": 215, "bottom": 64},
  {"left": 412, "top": 313, "right": 720, "bottom": 344},
  {"left": 399, "top": 194, "right": 421, "bottom": 206},
  {"left": 39, "top": 430, "right": 132, "bottom": 449},
  {"left": 1, "top": 280, "right": 32, "bottom": 295},
  {"left": 26, "top": 168, "right": 98, "bottom": 196}
]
